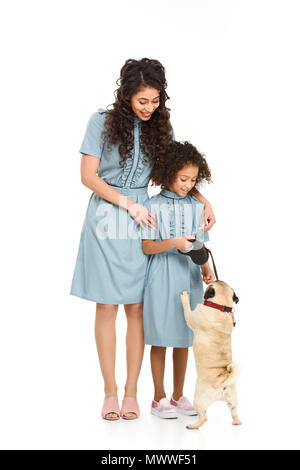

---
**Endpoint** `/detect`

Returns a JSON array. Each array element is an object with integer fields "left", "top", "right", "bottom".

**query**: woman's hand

[
  {"left": 173, "top": 235, "right": 195, "bottom": 251},
  {"left": 128, "top": 202, "right": 157, "bottom": 230},
  {"left": 189, "top": 189, "right": 216, "bottom": 232},
  {"left": 199, "top": 198, "right": 216, "bottom": 232}
]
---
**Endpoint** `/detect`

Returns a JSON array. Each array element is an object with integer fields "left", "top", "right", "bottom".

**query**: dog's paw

[
  {"left": 180, "top": 290, "right": 189, "bottom": 298},
  {"left": 186, "top": 424, "right": 198, "bottom": 430},
  {"left": 232, "top": 419, "right": 242, "bottom": 426},
  {"left": 186, "top": 421, "right": 206, "bottom": 430}
]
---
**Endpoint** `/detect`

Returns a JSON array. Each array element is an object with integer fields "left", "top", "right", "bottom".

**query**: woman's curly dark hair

[
  {"left": 150, "top": 141, "right": 212, "bottom": 195},
  {"left": 102, "top": 58, "right": 173, "bottom": 168}
]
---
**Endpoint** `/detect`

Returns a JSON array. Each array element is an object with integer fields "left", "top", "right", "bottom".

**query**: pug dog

[{"left": 180, "top": 281, "right": 241, "bottom": 429}]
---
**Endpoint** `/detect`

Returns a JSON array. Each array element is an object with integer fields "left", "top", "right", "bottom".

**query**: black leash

[{"left": 206, "top": 248, "right": 219, "bottom": 281}]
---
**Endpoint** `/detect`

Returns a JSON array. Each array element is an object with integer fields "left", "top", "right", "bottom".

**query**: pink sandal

[
  {"left": 101, "top": 397, "right": 120, "bottom": 421},
  {"left": 121, "top": 397, "right": 140, "bottom": 420}
]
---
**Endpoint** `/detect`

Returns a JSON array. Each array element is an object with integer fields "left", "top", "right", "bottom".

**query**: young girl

[{"left": 141, "top": 141, "right": 215, "bottom": 418}]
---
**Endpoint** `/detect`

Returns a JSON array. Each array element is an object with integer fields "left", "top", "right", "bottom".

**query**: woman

[{"left": 70, "top": 58, "right": 216, "bottom": 420}]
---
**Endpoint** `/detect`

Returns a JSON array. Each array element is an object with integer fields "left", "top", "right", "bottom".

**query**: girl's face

[
  {"left": 168, "top": 164, "right": 199, "bottom": 197},
  {"left": 130, "top": 87, "right": 160, "bottom": 121}
]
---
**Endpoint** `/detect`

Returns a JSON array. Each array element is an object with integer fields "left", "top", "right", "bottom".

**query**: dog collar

[
  {"left": 204, "top": 300, "right": 232, "bottom": 312},
  {"left": 203, "top": 300, "right": 236, "bottom": 327}
]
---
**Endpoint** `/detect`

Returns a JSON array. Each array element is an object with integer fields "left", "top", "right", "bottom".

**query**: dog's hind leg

[
  {"left": 186, "top": 407, "right": 207, "bottom": 430},
  {"left": 223, "top": 385, "right": 242, "bottom": 425},
  {"left": 186, "top": 382, "right": 212, "bottom": 429}
]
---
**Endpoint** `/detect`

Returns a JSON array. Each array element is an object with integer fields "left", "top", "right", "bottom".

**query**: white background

[{"left": 0, "top": 0, "right": 299, "bottom": 450}]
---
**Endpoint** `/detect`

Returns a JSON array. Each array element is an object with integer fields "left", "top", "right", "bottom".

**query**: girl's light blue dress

[
  {"left": 141, "top": 189, "right": 209, "bottom": 347},
  {"left": 70, "top": 108, "right": 156, "bottom": 304}
]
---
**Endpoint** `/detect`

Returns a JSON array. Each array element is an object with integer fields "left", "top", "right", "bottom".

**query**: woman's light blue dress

[
  {"left": 141, "top": 189, "right": 209, "bottom": 347},
  {"left": 70, "top": 108, "right": 156, "bottom": 304}
]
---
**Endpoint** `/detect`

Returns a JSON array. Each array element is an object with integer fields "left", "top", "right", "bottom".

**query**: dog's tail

[{"left": 222, "top": 362, "right": 241, "bottom": 387}]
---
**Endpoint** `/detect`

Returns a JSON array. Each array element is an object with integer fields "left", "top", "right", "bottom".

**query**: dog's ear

[
  {"left": 204, "top": 286, "right": 215, "bottom": 300},
  {"left": 233, "top": 292, "right": 239, "bottom": 304}
]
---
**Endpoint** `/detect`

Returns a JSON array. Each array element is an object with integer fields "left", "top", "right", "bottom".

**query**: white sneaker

[{"left": 151, "top": 398, "right": 178, "bottom": 419}]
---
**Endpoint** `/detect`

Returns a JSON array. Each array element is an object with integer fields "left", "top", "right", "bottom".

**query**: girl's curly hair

[
  {"left": 102, "top": 58, "right": 173, "bottom": 167},
  {"left": 150, "top": 140, "right": 212, "bottom": 195}
]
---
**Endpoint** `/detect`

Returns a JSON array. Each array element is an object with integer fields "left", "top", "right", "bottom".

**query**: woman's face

[
  {"left": 169, "top": 164, "right": 199, "bottom": 197},
  {"left": 130, "top": 87, "right": 160, "bottom": 121}
]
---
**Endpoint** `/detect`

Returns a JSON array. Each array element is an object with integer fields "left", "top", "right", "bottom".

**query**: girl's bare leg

[
  {"left": 172, "top": 347, "right": 189, "bottom": 401},
  {"left": 95, "top": 303, "right": 119, "bottom": 418},
  {"left": 123, "top": 302, "right": 145, "bottom": 417},
  {"left": 150, "top": 346, "right": 167, "bottom": 402}
]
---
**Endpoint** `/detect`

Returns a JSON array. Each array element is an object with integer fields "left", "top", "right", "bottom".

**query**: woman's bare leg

[
  {"left": 95, "top": 303, "right": 119, "bottom": 418},
  {"left": 150, "top": 346, "right": 167, "bottom": 402},
  {"left": 123, "top": 302, "right": 145, "bottom": 417},
  {"left": 172, "top": 347, "right": 189, "bottom": 401}
]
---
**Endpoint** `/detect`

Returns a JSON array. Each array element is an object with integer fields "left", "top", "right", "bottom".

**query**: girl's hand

[
  {"left": 201, "top": 262, "right": 215, "bottom": 284},
  {"left": 199, "top": 198, "right": 216, "bottom": 232},
  {"left": 128, "top": 202, "right": 157, "bottom": 230},
  {"left": 173, "top": 235, "right": 195, "bottom": 251}
]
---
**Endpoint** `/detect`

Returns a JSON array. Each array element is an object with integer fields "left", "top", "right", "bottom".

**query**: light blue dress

[
  {"left": 141, "top": 189, "right": 209, "bottom": 347},
  {"left": 70, "top": 108, "right": 157, "bottom": 304}
]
